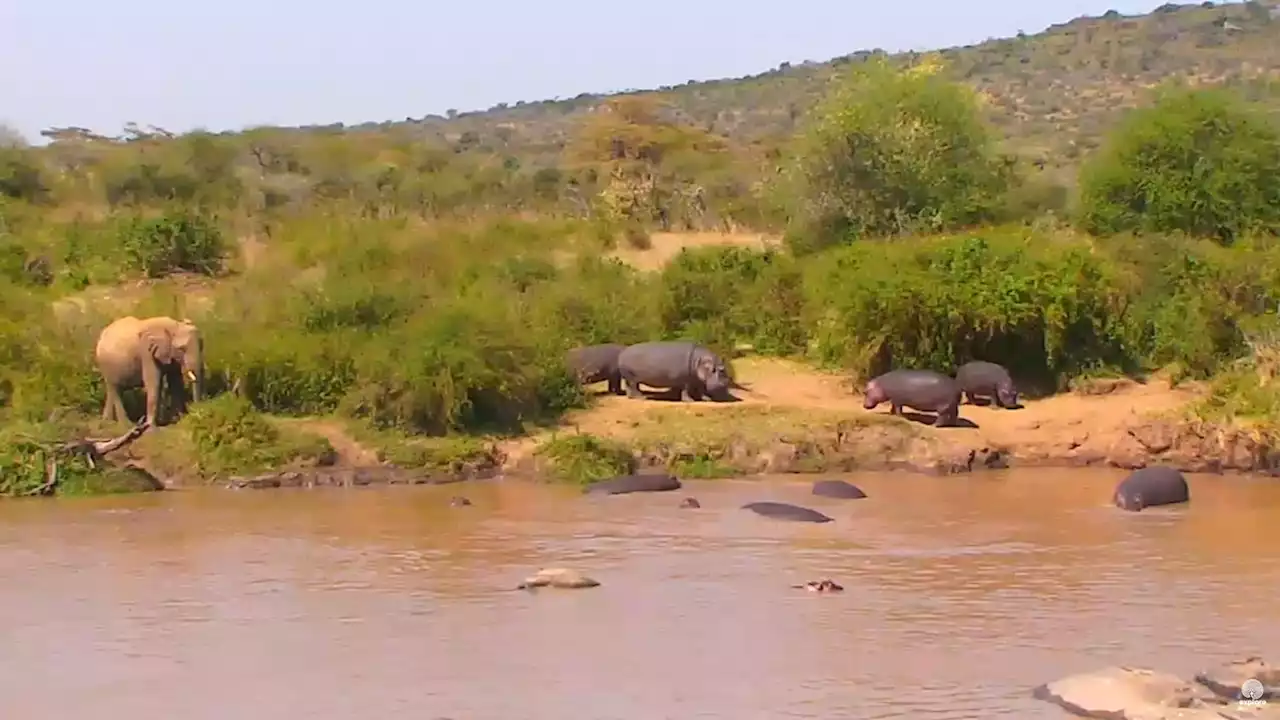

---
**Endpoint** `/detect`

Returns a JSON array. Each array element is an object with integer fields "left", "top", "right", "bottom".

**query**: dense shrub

[
  {"left": 1077, "top": 86, "right": 1280, "bottom": 243},
  {"left": 781, "top": 57, "right": 1015, "bottom": 254}
]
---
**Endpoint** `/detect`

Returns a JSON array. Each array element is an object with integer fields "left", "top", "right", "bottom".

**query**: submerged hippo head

[
  {"left": 1114, "top": 490, "right": 1144, "bottom": 512},
  {"left": 863, "top": 379, "right": 887, "bottom": 409}
]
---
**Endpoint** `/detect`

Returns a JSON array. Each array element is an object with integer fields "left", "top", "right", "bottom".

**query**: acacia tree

[
  {"left": 782, "top": 56, "right": 1013, "bottom": 254},
  {"left": 568, "top": 95, "right": 730, "bottom": 236},
  {"left": 1076, "top": 85, "right": 1280, "bottom": 244}
]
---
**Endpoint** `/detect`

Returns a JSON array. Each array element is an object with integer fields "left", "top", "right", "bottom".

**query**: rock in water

[
  {"left": 516, "top": 568, "right": 600, "bottom": 590},
  {"left": 1196, "top": 657, "right": 1279, "bottom": 701},
  {"left": 1032, "top": 666, "right": 1223, "bottom": 719}
]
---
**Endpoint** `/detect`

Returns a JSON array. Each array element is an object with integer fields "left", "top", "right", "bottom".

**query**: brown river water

[{"left": 1, "top": 469, "right": 1279, "bottom": 720}]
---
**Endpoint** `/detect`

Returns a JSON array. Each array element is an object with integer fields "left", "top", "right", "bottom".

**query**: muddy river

[{"left": 1, "top": 469, "right": 1278, "bottom": 719}]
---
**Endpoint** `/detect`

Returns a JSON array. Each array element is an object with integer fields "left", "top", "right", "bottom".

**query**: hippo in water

[
  {"left": 811, "top": 479, "right": 867, "bottom": 499},
  {"left": 616, "top": 341, "right": 734, "bottom": 401},
  {"left": 1113, "top": 466, "right": 1190, "bottom": 512},
  {"left": 793, "top": 579, "right": 844, "bottom": 592},
  {"left": 955, "top": 360, "right": 1019, "bottom": 408},
  {"left": 741, "top": 501, "right": 834, "bottom": 523},
  {"left": 863, "top": 369, "right": 963, "bottom": 428},
  {"left": 449, "top": 496, "right": 472, "bottom": 507},
  {"left": 565, "top": 343, "right": 626, "bottom": 396},
  {"left": 584, "top": 473, "right": 682, "bottom": 495},
  {"left": 679, "top": 497, "right": 701, "bottom": 508}
]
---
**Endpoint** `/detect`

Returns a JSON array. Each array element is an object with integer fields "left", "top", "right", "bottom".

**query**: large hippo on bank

[
  {"left": 955, "top": 360, "right": 1019, "bottom": 408},
  {"left": 584, "top": 473, "right": 682, "bottom": 495},
  {"left": 741, "top": 501, "right": 834, "bottom": 523},
  {"left": 811, "top": 479, "right": 867, "bottom": 499},
  {"left": 616, "top": 341, "right": 733, "bottom": 401},
  {"left": 565, "top": 343, "right": 625, "bottom": 395},
  {"left": 1112, "top": 466, "right": 1189, "bottom": 512},
  {"left": 863, "top": 369, "right": 963, "bottom": 428}
]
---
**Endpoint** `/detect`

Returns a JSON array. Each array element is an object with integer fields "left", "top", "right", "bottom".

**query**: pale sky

[{"left": 3, "top": 0, "right": 1175, "bottom": 142}]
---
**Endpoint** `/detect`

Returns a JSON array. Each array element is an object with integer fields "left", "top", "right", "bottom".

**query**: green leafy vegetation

[
  {"left": 4, "top": 2, "right": 1280, "bottom": 495},
  {"left": 533, "top": 434, "right": 637, "bottom": 485}
]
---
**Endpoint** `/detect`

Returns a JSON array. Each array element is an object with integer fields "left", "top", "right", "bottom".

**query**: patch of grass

[
  {"left": 346, "top": 422, "right": 500, "bottom": 473},
  {"left": 0, "top": 418, "right": 162, "bottom": 497},
  {"left": 141, "top": 396, "right": 336, "bottom": 480},
  {"left": 533, "top": 433, "right": 636, "bottom": 485}
]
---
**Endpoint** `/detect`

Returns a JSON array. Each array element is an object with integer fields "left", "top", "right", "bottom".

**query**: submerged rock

[
  {"left": 1034, "top": 659, "right": 1280, "bottom": 720},
  {"left": 1032, "top": 666, "right": 1216, "bottom": 719},
  {"left": 516, "top": 567, "right": 600, "bottom": 590},
  {"left": 1196, "top": 657, "right": 1279, "bottom": 702}
]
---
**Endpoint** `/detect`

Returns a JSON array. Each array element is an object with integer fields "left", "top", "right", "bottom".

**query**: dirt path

[
  {"left": 273, "top": 418, "right": 381, "bottom": 467},
  {"left": 501, "top": 357, "right": 1205, "bottom": 466}
]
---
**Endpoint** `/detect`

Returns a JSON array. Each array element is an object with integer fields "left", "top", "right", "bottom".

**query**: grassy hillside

[{"left": 256, "top": 1, "right": 1280, "bottom": 167}]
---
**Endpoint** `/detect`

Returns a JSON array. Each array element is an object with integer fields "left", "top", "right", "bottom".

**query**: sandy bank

[{"left": 505, "top": 357, "right": 1279, "bottom": 480}]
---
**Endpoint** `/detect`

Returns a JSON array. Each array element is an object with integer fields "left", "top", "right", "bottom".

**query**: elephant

[{"left": 94, "top": 316, "right": 205, "bottom": 427}]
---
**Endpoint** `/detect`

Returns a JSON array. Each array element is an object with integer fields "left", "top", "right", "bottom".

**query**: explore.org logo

[{"left": 1239, "top": 678, "right": 1269, "bottom": 709}]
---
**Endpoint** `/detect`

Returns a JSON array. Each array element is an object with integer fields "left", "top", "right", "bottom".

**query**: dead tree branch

[{"left": 25, "top": 419, "right": 151, "bottom": 497}]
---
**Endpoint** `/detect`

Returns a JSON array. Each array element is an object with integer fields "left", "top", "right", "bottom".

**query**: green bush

[
  {"left": 534, "top": 433, "right": 636, "bottom": 484},
  {"left": 1077, "top": 86, "right": 1280, "bottom": 243},
  {"left": 782, "top": 57, "right": 1015, "bottom": 253},
  {"left": 117, "top": 209, "right": 227, "bottom": 277},
  {"left": 183, "top": 396, "right": 334, "bottom": 476}
]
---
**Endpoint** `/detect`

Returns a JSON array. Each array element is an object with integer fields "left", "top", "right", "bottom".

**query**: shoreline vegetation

[{"left": 5, "top": 2, "right": 1280, "bottom": 495}]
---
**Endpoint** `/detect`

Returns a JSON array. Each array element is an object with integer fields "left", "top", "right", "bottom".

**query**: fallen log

[{"left": 24, "top": 419, "right": 151, "bottom": 497}]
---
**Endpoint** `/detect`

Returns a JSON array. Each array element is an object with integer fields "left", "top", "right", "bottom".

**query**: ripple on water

[{"left": 1, "top": 475, "right": 1280, "bottom": 719}]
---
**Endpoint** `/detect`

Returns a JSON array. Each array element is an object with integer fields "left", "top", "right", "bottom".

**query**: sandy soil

[
  {"left": 500, "top": 357, "right": 1206, "bottom": 468},
  {"left": 608, "top": 231, "right": 779, "bottom": 270}
]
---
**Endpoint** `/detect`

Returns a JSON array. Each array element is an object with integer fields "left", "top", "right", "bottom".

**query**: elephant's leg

[
  {"left": 890, "top": 402, "right": 903, "bottom": 416},
  {"left": 102, "top": 383, "right": 126, "bottom": 423},
  {"left": 685, "top": 383, "right": 705, "bottom": 402},
  {"left": 163, "top": 365, "right": 188, "bottom": 420},
  {"left": 141, "top": 359, "right": 164, "bottom": 427}
]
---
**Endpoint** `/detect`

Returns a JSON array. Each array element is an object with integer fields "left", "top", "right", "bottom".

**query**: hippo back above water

[
  {"left": 955, "top": 360, "right": 1019, "bottom": 408},
  {"left": 565, "top": 343, "right": 626, "bottom": 395},
  {"left": 863, "top": 369, "right": 962, "bottom": 427},
  {"left": 1113, "top": 466, "right": 1189, "bottom": 512},
  {"left": 616, "top": 341, "right": 732, "bottom": 401}
]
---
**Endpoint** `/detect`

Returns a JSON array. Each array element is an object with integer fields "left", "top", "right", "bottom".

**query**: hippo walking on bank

[
  {"left": 584, "top": 473, "right": 683, "bottom": 495},
  {"left": 1112, "top": 466, "right": 1190, "bottom": 512},
  {"left": 955, "top": 360, "right": 1019, "bottom": 408},
  {"left": 741, "top": 501, "right": 834, "bottom": 523},
  {"left": 616, "top": 341, "right": 733, "bottom": 401},
  {"left": 863, "top": 369, "right": 963, "bottom": 427},
  {"left": 565, "top": 343, "right": 626, "bottom": 396}
]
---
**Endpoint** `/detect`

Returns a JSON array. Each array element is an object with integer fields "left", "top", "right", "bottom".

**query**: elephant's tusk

[{"left": 185, "top": 370, "right": 196, "bottom": 383}]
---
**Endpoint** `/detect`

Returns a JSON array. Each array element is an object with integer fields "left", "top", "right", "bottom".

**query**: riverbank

[
  {"left": 98, "top": 357, "right": 1276, "bottom": 492},
  {"left": 506, "top": 357, "right": 1279, "bottom": 483}
]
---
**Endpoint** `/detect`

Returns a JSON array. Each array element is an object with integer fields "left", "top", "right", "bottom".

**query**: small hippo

[
  {"left": 584, "top": 473, "right": 682, "bottom": 495},
  {"left": 793, "top": 579, "right": 844, "bottom": 592},
  {"left": 863, "top": 369, "right": 963, "bottom": 428},
  {"left": 811, "top": 479, "right": 867, "bottom": 499},
  {"left": 565, "top": 343, "right": 626, "bottom": 395},
  {"left": 955, "top": 360, "right": 1019, "bottom": 408},
  {"left": 616, "top": 341, "right": 734, "bottom": 401},
  {"left": 741, "top": 501, "right": 833, "bottom": 523},
  {"left": 679, "top": 497, "right": 701, "bottom": 508},
  {"left": 449, "top": 496, "right": 472, "bottom": 507},
  {"left": 1113, "top": 466, "right": 1189, "bottom": 512}
]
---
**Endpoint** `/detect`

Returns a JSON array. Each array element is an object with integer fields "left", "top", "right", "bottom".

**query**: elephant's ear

[{"left": 141, "top": 328, "right": 175, "bottom": 364}]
